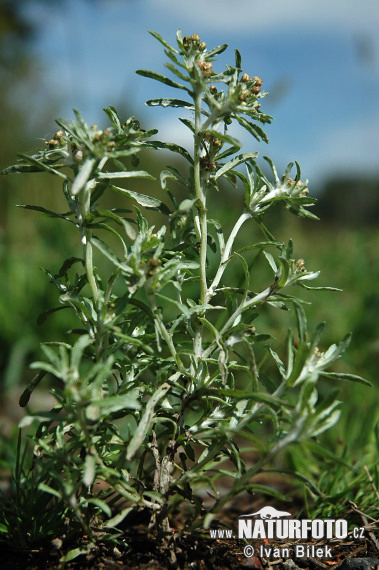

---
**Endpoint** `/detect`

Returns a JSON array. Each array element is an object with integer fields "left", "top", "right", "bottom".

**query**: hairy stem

[
  {"left": 78, "top": 186, "right": 99, "bottom": 305},
  {"left": 154, "top": 309, "right": 187, "bottom": 374},
  {"left": 194, "top": 90, "right": 207, "bottom": 304},
  {"left": 208, "top": 211, "right": 251, "bottom": 300},
  {"left": 193, "top": 86, "right": 208, "bottom": 362}
]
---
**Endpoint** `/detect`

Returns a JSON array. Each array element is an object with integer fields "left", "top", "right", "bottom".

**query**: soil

[
  {"left": 1, "top": 476, "right": 377, "bottom": 569},
  {"left": 1, "top": 525, "right": 378, "bottom": 569}
]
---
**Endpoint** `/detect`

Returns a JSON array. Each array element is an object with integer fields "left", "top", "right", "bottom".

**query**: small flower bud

[
  {"left": 210, "top": 85, "right": 218, "bottom": 94},
  {"left": 295, "top": 259, "right": 306, "bottom": 273},
  {"left": 46, "top": 139, "right": 59, "bottom": 149},
  {"left": 241, "top": 73, "right": 250, "bottom": 82},
  {"left": 251, "top": 75, "right": 263, "bottom": 94},
  {"left": 239, "top": 89, "right": 250, "bottom": 101},
  {"left": 72, "top": 147, "right": 83, "bottom": 162},
  {"left": 285, "top": 177, "right": 309, "bottom": 196},
  {"left": 314, "top": 347, "right": 322, "bottom": 359},
  {"left": 199, "top": 42, "right": 207, "bottom": 51},
  {"left": 192, "top": 33, "right": 200, "bottom": 42},
  {"left": 196, "top": 61, "right": 213, "bottom": 77},
  {"left": 147, "top": 258, "right": 161, "bottom": 276},
  {"left": 54, "top": 130, "right": 64, "bottom": 140},
  {"left": 200, "top": 157, "right": 216, "bottom": 171}
]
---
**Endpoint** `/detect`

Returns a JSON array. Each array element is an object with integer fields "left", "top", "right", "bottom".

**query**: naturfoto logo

[
  {"left": 241, "top": 506, "right": 292, "bottom": 519},
  {"left": 210, "top": 505, "right": 365, "bottom": 561},
  {"left": 237, "top": 505, "right": 365, "bottom": 540}
]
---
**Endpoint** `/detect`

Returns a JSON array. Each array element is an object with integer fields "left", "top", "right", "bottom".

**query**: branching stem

[{"left": 208, "top": 211, "right": 251, "bottom": 301}]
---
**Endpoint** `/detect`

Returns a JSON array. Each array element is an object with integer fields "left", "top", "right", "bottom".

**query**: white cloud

[
  {"left": 293, "top": 118, "right": 379, "bottom": 184},
  {"left": 146, "top": 0, "right": 379, "bottom": 35}
]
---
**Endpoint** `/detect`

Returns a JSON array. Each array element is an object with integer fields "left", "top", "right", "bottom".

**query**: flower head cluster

[
  {"left": 45, "top": 130, "right": 65, "bottom": 149},
  {"left": 183, "top": 33, "right": 206, "bottom": 52}
]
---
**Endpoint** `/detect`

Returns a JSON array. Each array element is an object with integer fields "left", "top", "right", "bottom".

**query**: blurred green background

[{"left": 0, "top": 0, "right": 378, "bottom": 508}]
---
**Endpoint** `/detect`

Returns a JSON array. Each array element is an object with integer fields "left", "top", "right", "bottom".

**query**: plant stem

[
  {"left": 154, "top": 309, "right": 187, "bottom": 374},
  {"left": 194, "top": 89, "right": 207, "bottom": 305},
  {"left": 85, "top": 239, "right": 99, "bottom": 304},
  {"left": 193, "top": 86, "right": 208, "bottom": 362},
  {"left": 78, "top": 186, "right": 99, "bottom": 306},
  {"left": 202, "top": 282, "right": 276, "bottom": 360},
  {"left": 208, "top": 211, "right": 251, "bottom": 301}
]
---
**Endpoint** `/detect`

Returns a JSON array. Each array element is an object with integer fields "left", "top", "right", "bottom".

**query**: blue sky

[{"left": 25, "top": 0, "right": 379, "bottom": 189}]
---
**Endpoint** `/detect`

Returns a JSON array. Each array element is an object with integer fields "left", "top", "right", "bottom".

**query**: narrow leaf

[
  {"left": 215, "top": 153, "right": 258, "bottom": 180},
  {"left": 91, "top": 236, "right": 128, "bottom": 271},
  {"left": 206, "top": 43, "right": 228, "bottom": 58},
  {"left": 17, "top": 204, "right": 75, "bottom": 224},
  {"left": 321, "top": 372, "right": 372, "bottom": 386},
  {"left": 112, "top": 331, "right": 155, "bottom": 354},
  {"left": 91, "top": 393, "right": 141, "bottom": 412},
  {"left": 58, "top": 256, "right": 84, "bottom": 277},
  {"left": 136, "top": 69, "right": 190, "bottom": 92},
  {"left": 71, "top": 158, "right": 96, "bottom": 195},
  {"left": 179, "top": 117, "right": 195, "bottom": 133},
  {"left": 37, "top": 306, "right": 71, "bottom": 326},
  {"left": 146, "top": 98, "right": 194, "bottom": 110},
  {"left": 235, "top": 115, "right": 269, "bottom": 143},
  {"left": 98, "top": 170, "right": 155, "bottom": 180},
  {"left": 235, "top": 49, "right": 242, "bottom": 68},
  {"left": 215, "top": 389, "right": 285, "bottom": 407},
  {"left": 145, "top": 140, "right": 193, "bottom": 164},
  {"left": 298, "top": 283, "right": 342, "bottom": 291},
  {"left": 87, "top": 498, "right": 112, "bottom": 517},
  {"left": 19, "top": 370, "right": 47, "bottom": 407},
  {"left": 294, "top": 301, "right": 307, "bottom": 343},
  {"left": 111, "top": 185, "right": 170, "bottom": 214},
  {"left": 38, "top": 482, "right": 62, "bottom": 499},
  {"left": 17, "top": 154, "right": 67, "bottom": 179},
  {"left": 126, "top": 383, "right": 171, "bottom": 460},
  {"left": 149, "top": 30, "right": 179, "bottom": 54},
  {"left": 104, "top": 507, "right": 134, "bottom": 528},
  {"left": 103, "top": 105, "right": 122, "bottom": 130},
  {"left": 83, "top": 454, "right": 96, "bottom": 486}
]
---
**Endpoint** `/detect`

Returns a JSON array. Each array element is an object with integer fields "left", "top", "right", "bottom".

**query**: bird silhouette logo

[{"left": 240, "top": 506, "right": 292, "bottom": 519}]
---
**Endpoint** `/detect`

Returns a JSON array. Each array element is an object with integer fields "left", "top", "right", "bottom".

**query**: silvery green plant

[{"left": 3, "top": 30, "right": 368, "bottom": 544}]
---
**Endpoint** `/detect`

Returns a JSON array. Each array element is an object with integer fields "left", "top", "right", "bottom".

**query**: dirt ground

[
  {"left": 1, "top": 474, "right": 378, "bottom": 569},
  {"left": 1, "top": 521, "right": 378, "bottom": 569}
]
